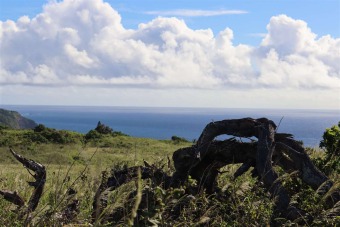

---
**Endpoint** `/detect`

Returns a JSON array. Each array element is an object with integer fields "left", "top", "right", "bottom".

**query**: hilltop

[{"left": 0, "top": 108, "right": 37, "bottom": 129}]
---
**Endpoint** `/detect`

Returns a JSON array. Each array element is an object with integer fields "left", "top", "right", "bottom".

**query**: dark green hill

[{"left": 0, "top": 108, "right": 37, "bottom": 129}]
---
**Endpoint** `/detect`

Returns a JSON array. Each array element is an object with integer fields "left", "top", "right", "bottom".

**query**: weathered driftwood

[
  {"left": 89, "top": 118, "right": 339, "bottom": 224},
  {"left": 0, "top": 148, "right": 46, "bottom": 221},
  {"left": 171, "top": 118, "right": 338, "bottom": 223}
]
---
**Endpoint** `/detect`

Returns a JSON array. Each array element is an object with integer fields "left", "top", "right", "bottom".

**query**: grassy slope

[
  {"left": 0, "top": 135, "right": 190, "bottom": 165},
  {"left": 0, "top": 129, "right": 193, "bottom": 226},
  {"left": 0, "top": 128, "right": 339, "bottom": 226}
]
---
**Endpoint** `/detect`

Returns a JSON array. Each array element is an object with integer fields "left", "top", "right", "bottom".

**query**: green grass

[
  {"left": 0, "top": 128, "right": 339, "bottom": 226},
  {"left": 0, "top": 130, "right": 193, "bottom": 226},
  {"left": 0, "top": 135, "right": 191, "bottom": 166}
]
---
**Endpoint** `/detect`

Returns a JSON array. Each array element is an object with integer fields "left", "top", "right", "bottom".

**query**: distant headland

[{"left": 0, "top": 108, "right": 38, "bottom": 129}]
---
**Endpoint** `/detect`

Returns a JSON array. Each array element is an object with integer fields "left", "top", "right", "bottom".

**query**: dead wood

[
  {"left": 57, "top": 198, "right": 80, "bottom": 224},
  {"left": 0, "top": 148, "right": 46, "bottom": 222},
  {"left": 0, "top": 190, "right": 25, "bottom": 207},
  {"left": 170, "top": 118, "right": 337, "bottom": 223},
  {"left": 255, "top": 120, "right": 310, "bottom": 222}
]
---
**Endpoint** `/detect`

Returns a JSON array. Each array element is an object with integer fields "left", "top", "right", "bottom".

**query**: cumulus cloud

[
  {"left": 0, "top": 0, "right": 339, "bottom": 90},
  {"left": 257, "top": 15, "right": 340, "bottom": 88},
  {"left": 64, "top": 44, "right": 97, "bottom": 68}
]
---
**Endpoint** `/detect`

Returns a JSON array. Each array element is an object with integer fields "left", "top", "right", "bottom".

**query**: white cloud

[
  {"left": 0, "top": 0, "right": 339, "bottom": 98},
  {"left": 256, "top": 14, "right": 340, "bottom": 89},
  {"left": 64, "top": 44, "right": 97, "bottom": 68},
  {"left": 260, "top": 15, "right": 317, "bottom": 55},
  {"left": 257, "top": 49, "right": 340, "bottom": 88},
  {"left": 144, "top": 9, "right": 248, "bottom": 17}
]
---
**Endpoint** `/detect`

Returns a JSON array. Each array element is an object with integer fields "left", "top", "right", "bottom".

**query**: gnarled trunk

[{"left": 171, "top": 118, "right": 338, "bottom": 223}]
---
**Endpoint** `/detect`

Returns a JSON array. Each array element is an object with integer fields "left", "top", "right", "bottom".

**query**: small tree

[
  {"left": 320, "top": 121, "right": 340, "bottom": 158},
  {"left": 95, "top": 121, "right": 113, "bottom": 134},
  {"left": 317, "top": 122, "right": 340, "bottom": 174}
]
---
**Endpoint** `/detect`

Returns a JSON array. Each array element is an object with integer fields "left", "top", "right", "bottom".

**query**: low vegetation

[{"left": 0, "top": 121, "right": 339, "bottom": 226}]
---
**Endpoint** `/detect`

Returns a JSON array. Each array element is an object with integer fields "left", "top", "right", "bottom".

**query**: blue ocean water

[{"left": 1, "top": 105, "right": 339, "bottom": 147}]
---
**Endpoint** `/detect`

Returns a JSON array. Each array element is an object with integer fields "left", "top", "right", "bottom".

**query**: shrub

[
  {"left": 30, "top": 125, "right": 83, "bottom": 144},
  {"left": 171, "top": 135, "right": 189, "bottom": 143},
  {"left": 85, "top": 129, "right": 102, "bottom": 141},
  {"left": 0, "top": 124, "right": 9, "bottom": 130},
  {"left": 34, "top": 124, "right": 47, "bottom": 133},
  {"left": 319, "top": 121, "right": 340, "bottom": 158},
  {"left": 314, "top": 122, "right": 340, "bottom": 174},
  {"left": 85, "top": 122, "right": 128, "bottom": 144},
  {"left": 95, "top": 121, "right": 113, "bottom": 134},
  {"left": 25, "top": 131, "right": 49, "bottom": 144}
]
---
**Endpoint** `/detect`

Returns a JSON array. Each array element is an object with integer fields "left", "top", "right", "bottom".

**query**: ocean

[{"left": 2, "top": 105, "right": 339, "bottom": 147}]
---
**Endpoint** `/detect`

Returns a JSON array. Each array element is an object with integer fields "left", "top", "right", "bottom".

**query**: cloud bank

[{"left": 1, "top": 0, "right": 339, "bottom": 91}]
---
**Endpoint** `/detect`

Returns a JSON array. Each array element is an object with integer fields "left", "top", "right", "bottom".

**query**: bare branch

[
  {"left": 0, "top": 190, "right": 25, "bottom": 207},
  {"left": 1, "top": 149, "right": 46, "bottom": 219}
]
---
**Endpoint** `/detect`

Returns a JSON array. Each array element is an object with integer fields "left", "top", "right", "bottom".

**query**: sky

[{"left": 0, "top": 0, "right": 339, "bottom": 109}]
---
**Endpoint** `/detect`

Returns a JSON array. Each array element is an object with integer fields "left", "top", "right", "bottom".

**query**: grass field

[
  {"left": 0, "top": 127, "right": 339, "bottom": 226},
  {"left": 0, "top": 133, "right": 193, "bottom": 226}
]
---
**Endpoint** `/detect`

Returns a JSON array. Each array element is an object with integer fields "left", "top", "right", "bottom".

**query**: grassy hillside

[
  {"left": 0, "top": 125, "right": 339, "bottom": 226},
  {"left": 0, "top": 126, "right": 193, "bottom": 226},
  {"left": 0, "top": 135, "right": 190, "bottom": 166},
  {"left": 0, "top": 108, "right": 37, "bottom": 129}
]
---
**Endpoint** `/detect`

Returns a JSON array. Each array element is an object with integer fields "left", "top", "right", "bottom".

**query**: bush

[
  {"left": 0, "top": 124, "right": 9, "bottom": 130},
  {"left": 85, "top": 129, "right": 102, "bottom": 141},
  {"left": 314, "top": 122, "right": 340, "bottom": 174},
  {"left": 319, "top": 121, "right": 340, "bottom": 158},
  {"left": 85, "top": 121, "right": 128, "bottom": 144},
  {"left": 30, "top": 125, "right": 83, "bottom": 144},
  {"left": 171, "top": 135, "right": 189, "bottom": 143},
  {"left": 95, "top": 121, "right": 113, "bottom": 134},
  {"left": 25, "top": 131, "right": 49, "bottom": 144},
  {"left": 34, "top": 124, "right": 47, "bottom": 133}
]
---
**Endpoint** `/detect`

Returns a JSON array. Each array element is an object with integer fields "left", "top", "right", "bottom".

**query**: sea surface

[{"left": 2, "top": 105, "right": 339, "bottom": 147}]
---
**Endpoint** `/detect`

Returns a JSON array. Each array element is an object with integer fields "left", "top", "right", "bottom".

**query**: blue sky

[{"left": 0, "top": 0, "right": 339, "bottom": 109}]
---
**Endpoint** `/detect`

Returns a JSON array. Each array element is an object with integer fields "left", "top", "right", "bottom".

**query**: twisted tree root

[{"left": 171, "top": 118, "right": 338, "bottom": 223}]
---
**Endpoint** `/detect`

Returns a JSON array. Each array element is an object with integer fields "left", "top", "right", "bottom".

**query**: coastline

[{"left": 1, "top": 105, "right": 339, "bottom": 147}]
